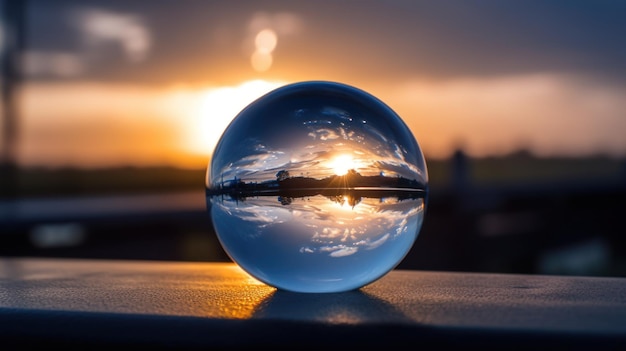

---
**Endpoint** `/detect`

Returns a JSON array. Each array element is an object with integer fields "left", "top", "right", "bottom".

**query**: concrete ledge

[{"left": 1, "top": 258, "right": 625, "bottom": 349}]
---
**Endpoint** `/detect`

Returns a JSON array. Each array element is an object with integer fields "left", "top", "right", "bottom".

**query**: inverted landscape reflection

[{"left": 209, "top": 190, "right": 425, "bottom": 292}]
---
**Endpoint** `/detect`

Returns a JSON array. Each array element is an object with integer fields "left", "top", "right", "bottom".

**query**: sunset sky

[{"left": 7, "top": 0, "right": 626, "bottom": 169}]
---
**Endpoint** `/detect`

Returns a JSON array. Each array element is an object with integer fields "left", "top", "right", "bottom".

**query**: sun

[{"left": 329, "top": 154, "right": 356, "bottom": 176}]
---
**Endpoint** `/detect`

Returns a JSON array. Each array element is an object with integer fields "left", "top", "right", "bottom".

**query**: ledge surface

[{"left": 1, "top": 258, "right": 625, "bottom": 349}]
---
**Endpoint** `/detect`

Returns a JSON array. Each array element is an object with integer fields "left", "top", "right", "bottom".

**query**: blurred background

[{"left": 1, "top": 0, "right": 625, "bottom": 277}]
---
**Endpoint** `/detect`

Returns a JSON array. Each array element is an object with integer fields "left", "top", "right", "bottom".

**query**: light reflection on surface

[{"left": 251, "top": 289, "right": 414, "bottom": 325}]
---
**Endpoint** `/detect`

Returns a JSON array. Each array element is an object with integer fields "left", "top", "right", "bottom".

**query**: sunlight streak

[{"left": 328, "top": 154, "right": 356, "bottom": 176}]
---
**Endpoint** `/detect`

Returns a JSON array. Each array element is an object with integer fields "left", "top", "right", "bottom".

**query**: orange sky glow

[
  {"left": 8, "top": 1, "right": 626, "bottom": 170},
  {"left": 17, "top": 73, "right": 626, "bottom": 170}
]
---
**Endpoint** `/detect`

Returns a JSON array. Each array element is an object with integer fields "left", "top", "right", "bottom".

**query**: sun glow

[
  {"left": 187, "top": 79, "right": 286, "bottom": 157},
  {"left": 329, "top": 154, "right": 357, "bottom": 176}
]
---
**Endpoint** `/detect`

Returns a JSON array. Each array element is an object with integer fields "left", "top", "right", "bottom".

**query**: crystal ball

[{"left": 206, "top": 81, "right": 428, "bottom": 293}]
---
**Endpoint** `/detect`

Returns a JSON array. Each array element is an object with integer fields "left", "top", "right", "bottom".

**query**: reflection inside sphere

[
  {"left": 208, "top": 189, "right": 425, "bottom": 293},
  {"left": 207, "top": 82, "right": 427, "bottom": 187},
  {"left": 206, "top": 81, "right": 428, "bottom": 293}
]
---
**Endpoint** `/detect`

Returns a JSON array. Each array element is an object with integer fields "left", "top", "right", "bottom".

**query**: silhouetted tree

[
  {"left": 278, "top": 196, "right": 292, "bottom": 205},
  {"left": 276, "top": 170, "right": 290, "bottom": 182},
  {"left": 346, "top": 169, "right": 360, "bottom": 177}
]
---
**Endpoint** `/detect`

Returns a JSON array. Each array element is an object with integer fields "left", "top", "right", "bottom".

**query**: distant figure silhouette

[{"left": 451, "top": 149, "right": 470, "bottom": 192}]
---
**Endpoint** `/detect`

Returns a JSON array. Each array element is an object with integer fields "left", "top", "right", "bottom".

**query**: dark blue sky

[{"left": 22, "top": 0, "right": 626, "bottom": 86}]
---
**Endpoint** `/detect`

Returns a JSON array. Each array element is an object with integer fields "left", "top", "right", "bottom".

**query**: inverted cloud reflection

[{"left": 211, "top": 194, "right": 424, "bottom": 258}]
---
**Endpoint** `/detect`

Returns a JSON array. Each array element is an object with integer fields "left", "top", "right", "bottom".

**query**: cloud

[
  {"left": 20, "top": 6, "right": 153, "bottom": 79},
  {"left": 248, "top": 11, "right": 303, "bottom": 36},
  {"left": 22, "top": 51, "right": 85, "bottom": 77},
  {"left": 74, "top": 7, "right": 152, "bottom": 63}
]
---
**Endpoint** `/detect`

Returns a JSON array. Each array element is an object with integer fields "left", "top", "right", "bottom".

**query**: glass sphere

[{"left": 206, "top": 81, "right": 428, "bottom": 293}]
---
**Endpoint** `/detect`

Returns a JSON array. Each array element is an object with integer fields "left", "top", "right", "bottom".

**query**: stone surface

[{"left": 1, "top": 258, "right": 625, "bottom": 349}]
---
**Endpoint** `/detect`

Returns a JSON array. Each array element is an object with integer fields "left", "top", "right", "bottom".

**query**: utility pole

[{"left": 1, "top": 0, "right": 26, "bottom": 200}]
